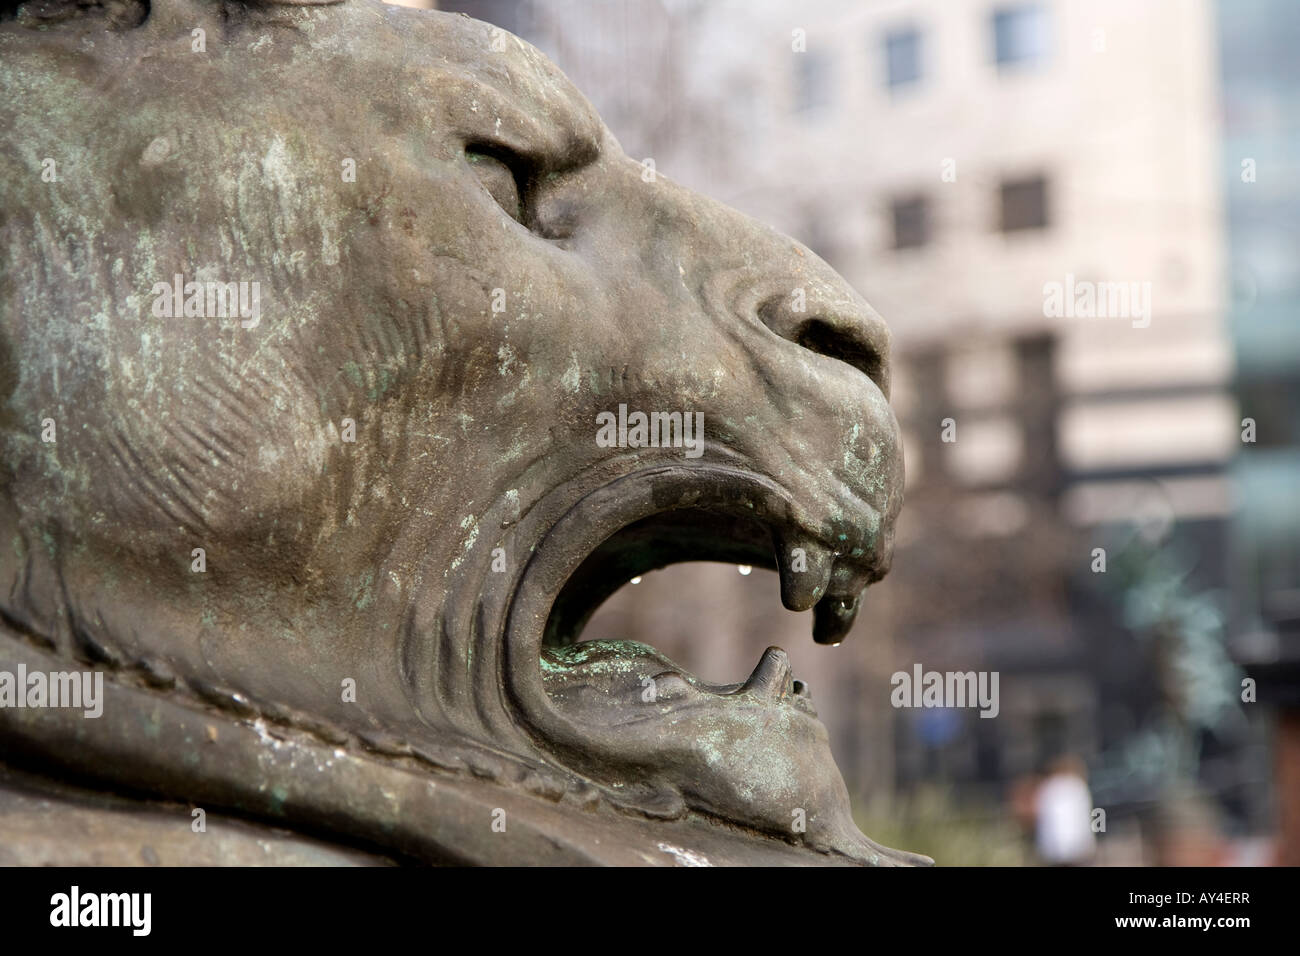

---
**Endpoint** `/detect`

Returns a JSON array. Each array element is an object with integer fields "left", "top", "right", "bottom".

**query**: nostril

[
  {"left": 794, "top": 317, "right": 886, "bottom": 394},
  {"left": 757, "top": 296, "right": 890, "bottom": 397}
]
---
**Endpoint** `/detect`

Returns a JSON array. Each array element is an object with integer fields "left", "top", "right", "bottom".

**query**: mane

[{"left": 0, "top": 0, "right": 565, "bottom": 812}]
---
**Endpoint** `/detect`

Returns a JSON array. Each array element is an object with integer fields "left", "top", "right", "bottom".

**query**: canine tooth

[
  {"left": 740, "top": 646, "right": 792, "bottom": 698},
  {"left": 812, "top": 592, "right": 861, "bottom": 645},
  {"left": 775, "top": 535, "right": 834, "bottom": 611}
]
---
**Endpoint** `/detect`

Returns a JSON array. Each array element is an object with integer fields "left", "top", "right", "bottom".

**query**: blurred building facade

[{"left": 432, "top": 0, "right": 1287, "bottom": 861}]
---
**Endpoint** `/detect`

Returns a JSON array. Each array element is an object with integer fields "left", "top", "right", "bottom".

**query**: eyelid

[
  {"left": 466, "top": 133, "right": 598, "bottom": 180},
  {"left": 465, "top": 140, "right": 539, "bottom": 188}
]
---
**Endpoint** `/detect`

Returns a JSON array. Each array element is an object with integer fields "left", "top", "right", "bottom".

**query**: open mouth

[
  {"left": 504, "top": 462, "right": 893, "bottom": 744},
  {"left": 538, "top": 497, "right": 885, "bottom": 722}
]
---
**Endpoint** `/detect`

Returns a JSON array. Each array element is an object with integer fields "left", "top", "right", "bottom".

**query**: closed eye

[
  {"left": 465, "top": 141, "right": 580, "bottom": 241},
  {"left": 466, "top": 142, "right": 529, "bottom": 224}
]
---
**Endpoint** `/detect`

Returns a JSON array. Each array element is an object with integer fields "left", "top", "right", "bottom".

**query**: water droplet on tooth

[
  {"left": 737, "top": 565, "right": 752, "bottom": 576},
  {"left": 629, "top": 576, "right": 642, "bottom": 584}
]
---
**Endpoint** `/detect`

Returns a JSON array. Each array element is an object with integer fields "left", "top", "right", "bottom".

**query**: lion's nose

[{"left": 755, "top": 291, "right": 892, "bottom": 399}]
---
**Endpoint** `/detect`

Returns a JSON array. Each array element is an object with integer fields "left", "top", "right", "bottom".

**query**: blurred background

[{"left": 399, "top": 0, "right": 1298, "bottom": 865}]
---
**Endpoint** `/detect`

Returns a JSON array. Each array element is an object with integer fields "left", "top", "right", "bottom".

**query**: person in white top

[{"left": 1034, "top": 755, "right": 1097, "bottom": 865}]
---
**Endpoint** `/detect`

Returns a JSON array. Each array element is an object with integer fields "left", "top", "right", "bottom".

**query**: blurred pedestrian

[{"left": 1034, "top": 755, "right": 1096, "bottom": 866}]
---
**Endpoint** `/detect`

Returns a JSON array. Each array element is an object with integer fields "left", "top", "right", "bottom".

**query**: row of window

[
  {"left": 796, "top": 3, "right": 1051, "bottom": 111},
  {"left": 891, "top": 174, "right": 1050, "bottom": 249}
]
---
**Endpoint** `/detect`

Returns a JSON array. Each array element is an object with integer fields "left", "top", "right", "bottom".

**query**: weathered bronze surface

[{"left": 0, "top": 0, "right": 926, "bottom": 865}]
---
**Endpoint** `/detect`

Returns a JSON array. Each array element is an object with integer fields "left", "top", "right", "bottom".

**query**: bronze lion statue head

[{"left": 0, "top": 0, "right": 924, "bottom": 865}]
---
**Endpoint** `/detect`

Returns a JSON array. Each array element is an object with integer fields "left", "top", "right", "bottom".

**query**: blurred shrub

[{"left": 855, "top": 785, "right": 1030, "bottom": 866}]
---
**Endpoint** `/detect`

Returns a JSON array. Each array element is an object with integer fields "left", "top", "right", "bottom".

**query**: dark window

[
  {"left": 1238, "top": 375, "right": 1300, "bottom": 448},
  {"left": 885, "top": 28, "right": 922, "bottom": 90},
  {"left": 891, "top": 195, "right": 930, "bottom": 249},
  {"left": 999, "top": 176, "right": 1049, "bottom": 232},
  {"left": 993, "top": 4, "right": 1051, "bottom": 69},
  {"left": 795, "top": 52, "right": 833, "bottom": 113}
]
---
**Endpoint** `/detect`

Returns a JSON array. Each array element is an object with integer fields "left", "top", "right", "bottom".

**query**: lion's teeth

[
  {"left": 774, "top": 534, "right": 834, "bottom": 611},
  {"left": 812, "top": 591, "right": 862, "bottom": 645}
]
